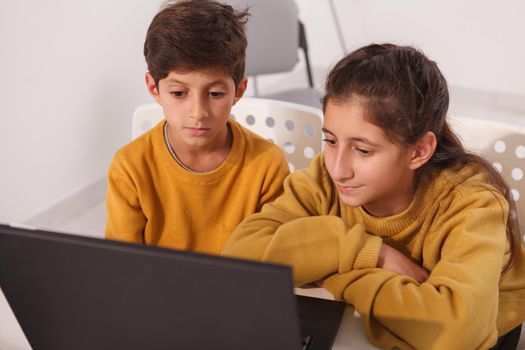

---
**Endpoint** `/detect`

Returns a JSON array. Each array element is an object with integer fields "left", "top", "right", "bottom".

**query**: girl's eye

[
  {"left": 322, "top": 138, "right": 336, "bottom": 146},
  {"left": 170, "top": 91, "right": 185, "bottom": 97},
  {"left": 209, "top": 91, "right": 226, "bottom": 98},
  {"left": 356, "top": 148, "right": 370, "bottom": 155}
]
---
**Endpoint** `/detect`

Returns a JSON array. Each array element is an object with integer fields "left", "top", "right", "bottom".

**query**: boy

[{"left": 105, "top": 0, "right": 289, "bottom": 254}]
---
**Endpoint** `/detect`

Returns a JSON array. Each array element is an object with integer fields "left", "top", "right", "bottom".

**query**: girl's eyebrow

[
  {"left": 321, "top": 127, "right": 335, "bottom": 136},
  {"left": 322, "top": 127, "right": 381, "bottom": 147}
]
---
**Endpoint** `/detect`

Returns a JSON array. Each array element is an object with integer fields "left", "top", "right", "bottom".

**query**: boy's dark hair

[
  {"left": 323, "top": 43, "right": 521, "bottom": 274},
  {"left": 144, "top": 0, "right": 249, "bottom": 87}
]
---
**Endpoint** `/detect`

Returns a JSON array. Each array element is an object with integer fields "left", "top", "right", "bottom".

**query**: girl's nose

[{"left": 331, "top": 150, "right": 354, "bottom": 181}]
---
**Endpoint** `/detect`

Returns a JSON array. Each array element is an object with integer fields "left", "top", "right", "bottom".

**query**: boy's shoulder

[
  {"left": 230, "top": 118, "right": 284, "bottom": 156},
  {"left": 113, "top": 120, "right": 165, "bottom": 163}
]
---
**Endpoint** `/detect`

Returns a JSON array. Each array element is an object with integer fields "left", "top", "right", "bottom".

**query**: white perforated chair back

[
  {"left": 449, "top": 116, "right": 525, "bottom": 233},
  {"left": 231, "top": 97, "right": 322, "bottom": 171},
  {"left": 132, "top": 103, "right": 164, "bottom": 140},
  {"left": 131, "top": 97, "right": 323, "bottom": 171}
]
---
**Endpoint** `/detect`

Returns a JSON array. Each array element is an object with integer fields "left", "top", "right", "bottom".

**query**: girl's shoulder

[
  {"left": 434, "top": 163, "right": 494, "bottom": 191},
  {"left": 425, "top": 163, "right": 506, "bottom": 207},
  {"left": 285, "top": 153, "right": 336, "bottom": 200}
]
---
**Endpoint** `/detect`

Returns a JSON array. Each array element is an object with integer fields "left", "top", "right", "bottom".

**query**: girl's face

[{"left": 323, "top": 98, "right": 418, "bottom": 217}]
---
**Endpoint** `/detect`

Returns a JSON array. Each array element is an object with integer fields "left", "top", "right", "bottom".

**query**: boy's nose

[{"left": 189, "top": 96, "right": 209, "bottom": 121}]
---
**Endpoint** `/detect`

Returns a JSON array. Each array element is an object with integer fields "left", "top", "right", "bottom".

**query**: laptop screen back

[{"left": 0, "top": 224, "right": 302, "bottom": 350}]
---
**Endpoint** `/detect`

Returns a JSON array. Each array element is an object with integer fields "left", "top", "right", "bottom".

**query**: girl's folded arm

[{"left": 324, "top": 191, "right": 508, "bottom": 350}]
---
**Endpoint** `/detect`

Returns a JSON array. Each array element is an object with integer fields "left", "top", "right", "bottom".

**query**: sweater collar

[
  {"left": 155, "top": 118, "right": 245, "bottom": 184},
  {"left": 353, "top": 171, "right": 437, "bottom": 237}
]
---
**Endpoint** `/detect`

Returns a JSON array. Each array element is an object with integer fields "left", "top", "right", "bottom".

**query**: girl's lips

[{"left": 336, "top": 184, "right": 363, "bottom": 194}]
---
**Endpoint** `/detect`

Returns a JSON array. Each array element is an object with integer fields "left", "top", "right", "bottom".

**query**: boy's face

[
  {"left": 146, "top": 68, "right": 247, "bottom": 151},
  {"left": 322, "top": 98, "right": 420, "bottom": 217}
]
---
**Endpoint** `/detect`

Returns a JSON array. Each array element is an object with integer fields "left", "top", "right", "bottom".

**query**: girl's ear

[
  {"left": 233, "top": 77, "right": 248, "bottom": 105},
  {"left": 145, "top": 72, "right": 161, "bottom": 103},
  {"left": 408, "top": 131, "right": 437, "bottom": 170}
]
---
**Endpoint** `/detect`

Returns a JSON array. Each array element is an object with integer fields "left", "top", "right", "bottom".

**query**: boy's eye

[
  {"left": 209, "top": 91, "right": 226, "bottom": 97},
  {"left": 356, "top": 148, "right": 370, "bottom": 155},
  {"left": 170, "top": 91, "right": 185, "bottom": 97},
  {"left": 322, "top": 138, "right": 337, "bottom": 146}
]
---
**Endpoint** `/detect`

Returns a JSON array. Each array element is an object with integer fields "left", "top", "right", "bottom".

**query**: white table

[
  {"left": 0, "top": 288, "right": 31, "bottom": 350},
  {"left": 0, "top": 287, "right": 378, "bottom": 350}
]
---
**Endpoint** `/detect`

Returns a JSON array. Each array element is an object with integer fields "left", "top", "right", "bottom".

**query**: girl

[{"left": 222, "top": 44, "right": 525, "bottom": 349}]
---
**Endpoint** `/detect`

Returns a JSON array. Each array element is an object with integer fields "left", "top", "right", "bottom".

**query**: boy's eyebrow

[
  {"left": 164, "top": 78, "right": 230, "bottom": 86},
  {"left": 321, "top": 127, "right": 381, "bottom": 147}
]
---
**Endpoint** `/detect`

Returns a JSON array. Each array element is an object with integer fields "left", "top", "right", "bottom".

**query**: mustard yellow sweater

[
  {"left": 105, "top": 119, "right": 289, "bottom": 254},
  {"left": 222, "top": 153, "right": 525, "bottom": 350}
]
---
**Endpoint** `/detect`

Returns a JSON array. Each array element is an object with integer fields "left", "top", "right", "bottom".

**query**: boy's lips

[{"left": 184, "top": 127, "right": 211, "bottom": 136}]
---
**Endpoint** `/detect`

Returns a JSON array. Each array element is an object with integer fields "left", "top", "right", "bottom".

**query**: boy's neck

[{"left": 165, "top": 123, "right": 232, "bottom": 173}]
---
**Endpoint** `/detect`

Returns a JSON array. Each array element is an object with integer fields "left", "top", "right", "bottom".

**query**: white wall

[
  {"left": 329, "top": 0, "right": 525, "bottom": 96},
  {"left": 0, "top": 1, "right": 160, "bottom": 223},
  {"left": 257, "top": 0, "right": 525, "bottom": 105}
]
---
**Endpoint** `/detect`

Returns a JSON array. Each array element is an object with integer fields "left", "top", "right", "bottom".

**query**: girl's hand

[
  {"left": 313, "top": 279, "right": 324, "bottom": 287},
  {"left": 378, "top": 243, "right": 429, "bottom": 283}
]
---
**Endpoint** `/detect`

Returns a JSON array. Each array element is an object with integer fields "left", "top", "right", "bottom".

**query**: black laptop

[{"left": 0, "top": 223, "right": 345, "bottom": 350}]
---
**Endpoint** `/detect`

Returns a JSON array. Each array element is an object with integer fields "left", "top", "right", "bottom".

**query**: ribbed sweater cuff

[
  {"left": 355, "top": 235, "right": 382, "bottom": 269},
  {"left": 339, "top": 234, "right": 382, "bottom": 272}
]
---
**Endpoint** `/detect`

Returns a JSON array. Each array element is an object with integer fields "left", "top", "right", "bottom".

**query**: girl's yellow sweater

[
  {"left": 222, "top": 153, "right": 525, "bottom": 350},
  {"left": 106, "top": 119, "right": 289, "bottom": 254}
]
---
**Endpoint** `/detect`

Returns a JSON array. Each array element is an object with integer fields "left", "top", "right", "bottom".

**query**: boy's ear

[
  {"left": 233, "top": 77, "right": 248, "bottom": 105},
  {"left": 145, "top": 72, "right": 161, "bottom": 103},
  {"left": 408, "top": 131, "right": 437, "bottom": 170}
]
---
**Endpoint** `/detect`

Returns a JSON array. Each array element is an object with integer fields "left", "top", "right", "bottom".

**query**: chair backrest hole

[
  {"left": 288, "top": 162, "right": 295, "bottom": 172},
  {"left": 245, "top": 115, "right": 256, "bottom": 125},
  {"left": 304, "top": 125, "right": 315, "bottom": 137},
  {"left": 284, "top": 142, "right": 295, "bottom": 154},
  {"left": 515, "top": 145, "right": 525, "bottom": 159},
  {"left": 265, "top": 116, "right": 275, "bottom": 128},
  {"left": 511, "top": 188, "right": 520, "bottom": 201},
  {"left": 512, "top": 168, "right": 523, "bottom": 181},
  {"left": 494, "top": 140, "right": 506, "bottom": 153},
  {"left": 304, "top": 146, "right": 315, "bottom": 159},
  {"left": 285, "top": 120, "right": 295, "bottom": 131},
  {"left": 492, "top": 162, "right": 503, "bottom": 173}
]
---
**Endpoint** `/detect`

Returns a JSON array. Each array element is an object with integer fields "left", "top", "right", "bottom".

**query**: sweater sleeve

[
  {"left": 222, "top": 159, "right": 383, "bottom": 286},
  {"left": 256, "top": 149, "right": 290, "bottom": 210},
  {"left": 323, "top": 189, "right": 508, "bottom": 350},
  {"left": 105, "top": 153, "right": 146, "bottom": 243}
]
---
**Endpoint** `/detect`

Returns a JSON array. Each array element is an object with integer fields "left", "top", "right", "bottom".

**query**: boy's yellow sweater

[
  {"left": 222, "top": 153, "right": 525, "bottom": 350},
  {"left": 106, "top": 118, "right": 289, "bottom": 254}
]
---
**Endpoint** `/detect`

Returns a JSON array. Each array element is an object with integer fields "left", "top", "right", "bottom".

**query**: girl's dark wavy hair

[{"left": 322, "top": 43, "right": 521, "bottom": 274}]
